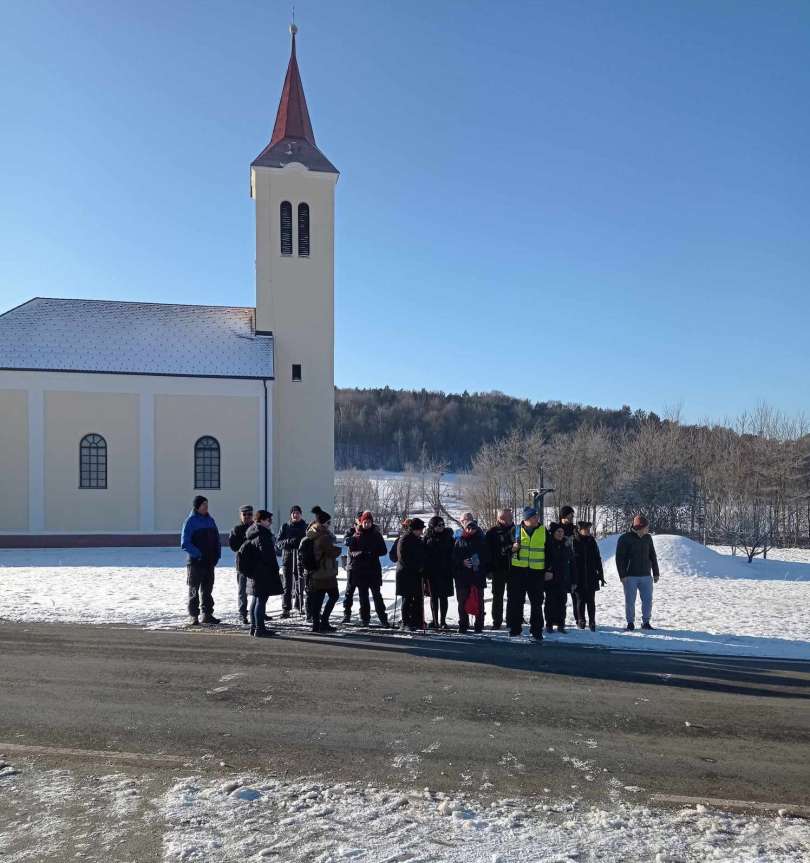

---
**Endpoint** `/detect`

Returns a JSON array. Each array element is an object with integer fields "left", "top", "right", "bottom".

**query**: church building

[{"left": 0, "top": 27, "right": 336, "bottom": 546}]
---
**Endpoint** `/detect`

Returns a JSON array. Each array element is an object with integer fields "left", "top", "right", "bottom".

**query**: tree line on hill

[{"left": 334, "top": 387, "right": 656, "bottom": 472}]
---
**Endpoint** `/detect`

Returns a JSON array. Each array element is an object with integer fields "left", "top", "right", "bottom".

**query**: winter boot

[
  {"left": 189, "top": 616, "right": 200, "bottom": 626},
  {"left": 545, "top": 623, "right": 554, "bottom": 633},
  {"left": 254, "top": 628, "right": 276, "bottom": 638},
  {"left": 360, "top": 618, "right": 371, "bottom": 628},
  {"left": 201, "top": 614, "right": 220, "bottom": 625},
  {"left": 240, "top": 614, "right": 249, "bottom": 625},
  {"left": 589, "top": 621, "right": 596, "bottom": 632},
  {"left": 427, "top": 620, "right": 438, "bottom": 630},
  {"left": 577, "top": 619, "right": 586, "bottom": 629},
  {"left": 558, "top": 624, "right": 566, "bottom": 633},
  {"left": 625, "top": 622, "right": 635, "bottom": 631},
  {"left": 379, "top": 616, "right": 390, "bottom": 628},
  {"left": 342, "top": 612, "right": 352, "bottom": 624},
  {"left": 320, "top": 623, "right": 338, "bottom": 634},
  {"left": 641, "top": 621, "right": 654, "bottom": 630}
]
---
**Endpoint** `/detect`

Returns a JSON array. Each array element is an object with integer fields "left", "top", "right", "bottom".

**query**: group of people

[{"left": 180, "top": 495, "right": 661, "bottom": 640}]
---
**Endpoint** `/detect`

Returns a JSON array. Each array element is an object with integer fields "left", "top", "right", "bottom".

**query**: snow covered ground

[
  {"left": 0, "top": 535, "right": 809, "bottom": 659},
  {"left": 1, "top": 759, "right": 809, "bottom": 863}
]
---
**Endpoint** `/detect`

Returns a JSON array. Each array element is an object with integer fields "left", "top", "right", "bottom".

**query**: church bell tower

[{"left": 251, "top": 24, "right": 338, "bottom": 517}]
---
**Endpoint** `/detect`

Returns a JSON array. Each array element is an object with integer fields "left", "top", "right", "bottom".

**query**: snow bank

[
  {"left": 1, "top": 536, "right": 809, "bottom": 659},
  {"left": 1, "top": 759, "right": 808, "bottom": 863}
]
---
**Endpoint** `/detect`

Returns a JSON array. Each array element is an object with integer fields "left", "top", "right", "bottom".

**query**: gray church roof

[{"left": 0, "top": 297, "right": 274, "bottom": 379}]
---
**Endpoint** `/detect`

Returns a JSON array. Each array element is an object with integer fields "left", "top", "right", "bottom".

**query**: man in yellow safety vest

[{"left": 506, "top": 506, "right": 550, "bottom": 641}]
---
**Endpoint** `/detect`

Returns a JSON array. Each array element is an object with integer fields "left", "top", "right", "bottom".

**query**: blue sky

[{"left": 2, "top": 1, "right": 808, "bottom": 422}]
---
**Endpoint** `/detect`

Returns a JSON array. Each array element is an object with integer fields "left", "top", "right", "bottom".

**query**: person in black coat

[
  {"left": 423, "top": 516, "right": 454, "bottom": 631},
  {"left": 452, "top": 519, "right": 490, "bottom": 634},
  {"left": 276, "top": 505, "right": 307, "bottom": 618},
  {"left": 242, "top": 511, "right": 283, "bottom": 638},
  {"left": 228, "top": 505, "right": 254, "bottom": 625},
  {"left": 572, "top": 521, "right": 605, "bottom": 630},
  {"left": 544, "top": 522, "right": 578, "bottom": 632},
  {"left": 345, "top": 511, "right": 390, "bottom": 626},
  {"left": 395, "top": 518, "right": 426, "bottom": 632},
  {"left": 485, "top": 509, "right": 515, "bottom": 630},
  {"left": 341, "top": 510, "right": 364, "bottom": 622}
]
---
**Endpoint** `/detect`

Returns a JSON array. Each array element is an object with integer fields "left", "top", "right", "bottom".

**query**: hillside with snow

[{"left": 0, "top": 535, "right": 808, "bottom": 659}]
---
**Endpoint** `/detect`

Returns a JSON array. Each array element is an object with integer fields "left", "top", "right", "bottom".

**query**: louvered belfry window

[
  {"left": 194, "top": 436, "right": 221, "bottom": 489},
  {"left": 298, "top": 203, "right": 310, "bottom": 257},
  {"left": 280, "top": 201, "right": 293, "bottom": 255},
  {"left": 79, "top": 434, "right": 107, "bottom": 489}
]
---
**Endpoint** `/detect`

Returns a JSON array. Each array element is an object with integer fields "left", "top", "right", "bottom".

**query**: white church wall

[
  {"left": 44, "top": 390, "right": 140, "bottom": 532},
  {"left": 0, "top": 371, "right": 270, "bottom": 538},
  {"left": 154, "top": 393, "right": 261, "bottom": 532},
  {"left": 0, "top": 389, "right": 29, "bottom": 530}
]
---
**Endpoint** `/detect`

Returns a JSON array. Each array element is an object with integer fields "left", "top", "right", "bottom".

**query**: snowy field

[
  {"left": 1, "top": 535, "right": 809, "bottom": 660},
  {"left": 1, "top": 759, "right": 809, "bottom": 863}
]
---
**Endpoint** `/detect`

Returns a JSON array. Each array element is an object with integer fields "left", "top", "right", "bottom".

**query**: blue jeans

[
  {"left": 249, "top": 594, "right": 267, "bottom": 634},
  {"left": 623, "top": 576, "right": 653, "bottom": 624}
]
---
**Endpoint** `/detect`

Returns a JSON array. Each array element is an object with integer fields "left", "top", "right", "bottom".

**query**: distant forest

[{"left": 335, "top": 387, "right": 657, "bottom": 471}]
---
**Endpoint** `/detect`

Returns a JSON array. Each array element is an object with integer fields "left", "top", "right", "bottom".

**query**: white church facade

[{"left": 0, "top": 28, "right": 336, "bottom": 545}]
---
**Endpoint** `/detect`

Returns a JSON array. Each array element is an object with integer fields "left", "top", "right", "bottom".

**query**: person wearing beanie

[
  {"left": 544, "top": 522, "right": 577, "bottom": 633},
  {"left": 345, "top": 511, "right": 390, "bottom": 627},
  {"left": 615, "top": 515, "right": 660, "bottom": 631},
  {"left": 305, "top": 507, "right": 341, "bottom": 632},
  {"left": 506, "top": 506, "right": 547, "bottom": 641},
  {"left": 452, "top": 517, "right": 490, "bottom": 634},
  {"left": 572, "top": 521, "right": 604, "bottom": 631},
  {"left": 395, "top": 518, "right": 427, "bottom": 632},
  {"left": 228, "top": 505, "right": 255, "bottom": 625},
  {"left": 424, "top": 516, "right": 455, "bottom": 631},
  {"left": 485, "top": 509, "right": 515, "bottom": 630},
  {"left": 342, "top": 510, "right": 366, "bottom": 622},
  {"left": 180, "top": 495, "right": 222, "bottom": 625},
  {"left": 276, "top": 505, "right": 307, "bottom": 619},
  {"left": 241, "top": 510, "right": 283, "bottom": 637}
]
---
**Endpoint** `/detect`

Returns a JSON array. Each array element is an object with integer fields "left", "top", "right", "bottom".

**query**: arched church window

[
  {"left": 79, "top": 433, "right": 107, "bottom": 489},
  {"left": 298, "top": 203, "right": 310, "bottom": 257},
  {"left": 194, "top": 436, "right": 221, "bottom": 489},
  {"left": 280, "top": 201, "right": 293, "bottom": 256}
]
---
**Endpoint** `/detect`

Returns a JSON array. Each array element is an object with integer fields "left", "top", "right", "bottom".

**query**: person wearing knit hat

[
  {"left": 228, "top": 505, "right": 256, "bottom": 624},
  {"left": 305, "top": 506, "right": 341, "bottom": 632},
  {"left": 180, "top": 495, "right": 222, "bottom": 625},
  {"left": 345, "top": 510, "right": 389, "bottom": 627},
  {"left": 615, "top": 515, "right": 659, "bottom": 631},
  {"left": 277, "top": 505, "right": 308, "bottom": 619}
]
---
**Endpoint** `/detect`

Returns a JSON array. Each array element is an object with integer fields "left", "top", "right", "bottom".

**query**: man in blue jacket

[{"left": 181, "top": 495, "right": 222, "bottom": 625}]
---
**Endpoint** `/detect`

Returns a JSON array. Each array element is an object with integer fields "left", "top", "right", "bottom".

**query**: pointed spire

[
  {"left": 251, "top": 24, "right": 338, "bottom": 174},
  {"left": 269, "top": 24, "right": 316, "bottom": 147}
]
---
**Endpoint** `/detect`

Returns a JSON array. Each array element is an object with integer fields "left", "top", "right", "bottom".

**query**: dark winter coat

[
  {"left": 243, "top": 524, "right": 283, "bottom": 598},
  {"left": 346, "top": 525, "right": 387, "bottom": 589},
  {"left": 545, "top": 536, "right": 578, "bottom": 591},
  {"left": 395, "top": 530, "right": 426, "bottom": 596},
  {"left": 181, "top": 510, "right": 221, "bottom": 565},
  {"left": 276, "top": 519, "right": 307, "bottom": 564},
  {"left": 423, "top": 527, "right": 455, "bottom": 598},
  {"left": 452, "top": 526, "right": 490, "bottom": 590},
  {"left": 228, "top": 521, "right": 252, "bottom": 575},
  {"left": 572, "top": 534, "right": 604, "bottom": 593},
  {"left": 485, "top": 522, "right": 516, "bottom": 576},
  {"left": 615, "top": 530, "right": 660, "bottom": 580}
]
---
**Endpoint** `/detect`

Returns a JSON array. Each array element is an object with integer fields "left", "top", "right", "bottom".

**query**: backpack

[
  {"left": 238, "top": 539, "right": 259, "bottom": 578},
  {"left": 297, "top": 535, "right": 318, "bottom": 573},
  {"left": 388, "top": 537, "right": 399, "bottom": 563}
]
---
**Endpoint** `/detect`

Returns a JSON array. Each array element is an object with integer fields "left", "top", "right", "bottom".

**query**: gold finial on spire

[{"left": 290, "top": 4, "right": 297, "bottom": 37}]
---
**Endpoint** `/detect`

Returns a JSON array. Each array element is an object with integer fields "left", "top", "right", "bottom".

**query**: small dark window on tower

[
  {"left": 297, "top": 203, "right": 310, "bottom": 257},
  {"left": 194, "top": 436, "right": 221, "bottom": 489},
  {"left": 292, "top": 364, "right": 302, "bottom": 382},
  {"left": 280, "top": 201, "right": 293, "bottom": 256},
  {"left": 79, "top": 433, "right": 107, "bottom": 489}
]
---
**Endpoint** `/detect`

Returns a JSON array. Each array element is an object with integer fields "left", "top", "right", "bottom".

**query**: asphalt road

[{"left": 1, "top": 621, "right": 809, "bottom": 809}]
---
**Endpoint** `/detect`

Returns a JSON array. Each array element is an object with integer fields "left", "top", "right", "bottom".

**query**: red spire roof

[
  {"left": 269, "top": 28, "right": 316, "bottom": 147},
  {"left": 252, "top": 26, "right": 338, "bottom": 175}
]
